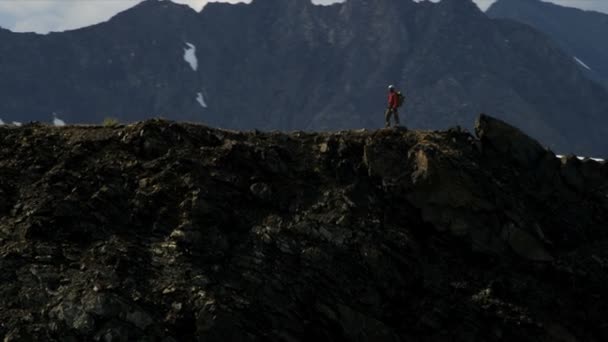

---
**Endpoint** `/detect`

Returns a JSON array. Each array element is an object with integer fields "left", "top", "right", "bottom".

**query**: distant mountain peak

[
  {"left": 250, "top": 0, "right": 314, "bottom": 9},
  {"left": 494, "top": 0, "right": 540, "bottom": 3},
  {"left": 122, "top": 0, "right": 196, "bottom": 15},
  {"left": 488, "top": 0, "right": 608, "bottom": 89},
  {"left": 134, "top": 0, "right": 176, "bottom": 8},
  {"left": 108, "top": 0, "right": 197, "bottom": 26},
  {"left": 437, "top": 0, "right": 484, "bottom": 14},
  {"left": 490, "top": 0, "right": 586, "bottom": 12},
  {"left": 253, "top": 0, "right": 311, "bottom": 4}
]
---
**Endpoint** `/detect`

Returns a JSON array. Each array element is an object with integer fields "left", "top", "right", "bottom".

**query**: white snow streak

[
  {"left": 0, "top": 118, "right": 4, "bottom": 125},
  {"left": 574, "top": 57, "right": 592, "bottom": 71},
  {"left": 183, "top": 42, "right": 198, "bottom": 71},
  {"left": 53, "top": 113, "right": 66, "bottom": 127},
  {"left": 196, "top": 92, "right": 207, "bottom": 108},
  {"left": 556, "top": 155, "right": 604, "bottom": 162},
  {"left": 12, "top": 121, "right": 22, "bottom": 127}
]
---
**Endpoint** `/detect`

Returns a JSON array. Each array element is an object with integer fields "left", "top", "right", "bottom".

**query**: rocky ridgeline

[
  {"left": 0, "top": 115, "right": 607, "bottom": 341},
  {"left": 2, "top": 0, "right": 608, "bottom": 156}
]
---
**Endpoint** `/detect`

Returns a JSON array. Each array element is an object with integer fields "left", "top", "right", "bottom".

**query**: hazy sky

[{"left": 0, "top": 0, "right": 606, "bottom": 34}]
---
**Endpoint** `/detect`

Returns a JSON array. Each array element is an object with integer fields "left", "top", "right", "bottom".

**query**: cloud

[
  {"left": 172, "top": 0, "right": 249, "bottom": 11},
  {"left": 0, "top": 0, "right": 140, "bottom": 33},
  {"left": 0, "top": 0, "right": 606, "bottom": 33},
  {"left": 550, "top": 0, "right": 608, "bottom": 13},
  {"left": 0, "top": 0, "right": 255, "bottom": 33}
]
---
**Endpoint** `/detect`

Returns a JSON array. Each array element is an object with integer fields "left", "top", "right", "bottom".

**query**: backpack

[{"left": 396, "top": 91, "right": 405, "bottom": 108}]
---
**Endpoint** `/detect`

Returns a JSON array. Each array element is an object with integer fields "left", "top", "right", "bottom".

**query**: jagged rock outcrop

[
  {"left": 1, "top": 0, "right": 608, "bottom": 155},
  {"left": 0, "top": 115, "right": 607, "bottom": 341}
]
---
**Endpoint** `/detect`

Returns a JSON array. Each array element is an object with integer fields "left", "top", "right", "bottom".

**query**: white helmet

[{"left": 388, "top": 85, "right": 395, "bottom": 90}]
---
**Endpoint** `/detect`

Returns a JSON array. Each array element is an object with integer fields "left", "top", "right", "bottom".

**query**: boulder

[{"left": 475, "top": 114, "right": 548, "bottom": 166}]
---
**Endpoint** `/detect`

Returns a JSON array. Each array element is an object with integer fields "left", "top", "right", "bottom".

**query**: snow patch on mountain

[
  {"left": 183, "top": 43, "right": 198, "bottom": 71},
  {"left": 574, "top": 57, "right": 592, "bottom": 70},
  {"left": 0, "top": 118, "right": 4, "bottom": 125},
  {"left": 556, "top": 154, "right": 604, "bottom": 162},
  {"left": 53, "top": 114, "right": 66, "bottom": 127},
  {"left": 196, "top": 92, "right": 207, "bottom": 108}
]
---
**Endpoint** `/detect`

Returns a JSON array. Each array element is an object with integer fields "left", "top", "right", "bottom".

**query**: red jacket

[{"left": 388, "top": 91, "right": 399, "bottom": 109}]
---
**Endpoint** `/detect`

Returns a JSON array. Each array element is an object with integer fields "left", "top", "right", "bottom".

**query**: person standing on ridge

[{"left": 385, "top": 85, "right": 401, "bottom": 128}]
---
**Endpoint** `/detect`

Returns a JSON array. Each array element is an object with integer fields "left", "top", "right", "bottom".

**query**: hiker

[{"left": 385, "top": 85, "right": 402, "bottom": 128}]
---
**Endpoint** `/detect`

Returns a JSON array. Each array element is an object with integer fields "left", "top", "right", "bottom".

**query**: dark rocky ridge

[
  {"left": 0, "top": 0, "right": 608, "bottom": 156},
  {"left": 1, "top": 115, "right": 607, "bottom": 341}
]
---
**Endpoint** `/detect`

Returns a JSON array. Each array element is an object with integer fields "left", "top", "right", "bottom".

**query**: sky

[{"left": 0, "top": 0, "right": 606, "bottom": 34}]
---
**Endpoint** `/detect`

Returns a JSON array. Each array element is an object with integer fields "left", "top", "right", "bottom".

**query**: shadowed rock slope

[
  {"left": 488, "top": 0, "right": 608, "bottom": 90},
  {"left": 0, "top": 115, "right": 607, "bottom": 341}
]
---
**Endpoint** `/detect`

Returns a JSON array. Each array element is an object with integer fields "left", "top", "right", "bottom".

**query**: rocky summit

[
  {"left": 0, "top": 115, "right": 607, "bottom": 341},
  {"left": 1, "top": 0, "right": 608, "bottom": 155}
]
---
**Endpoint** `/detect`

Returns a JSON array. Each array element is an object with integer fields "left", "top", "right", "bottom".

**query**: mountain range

[
  {"left": 0, "top": 0, "right": 607, "bottom": 155},
  {"left": 488, "top": 0, "right": 608, "bottom": 90}
]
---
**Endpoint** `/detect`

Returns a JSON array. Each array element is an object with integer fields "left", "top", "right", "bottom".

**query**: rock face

[
  {"left": 488, "top": 0, "right": 608, "bottom": 90},
  {"left": 1, "top": 0, "right": 608, "bottom": 155},
  {"left": 475, "top": 113, "right": 547, "bottom": 166},
  {"left": 0, "top": 115, "right": 607, "bottom": 341}
]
